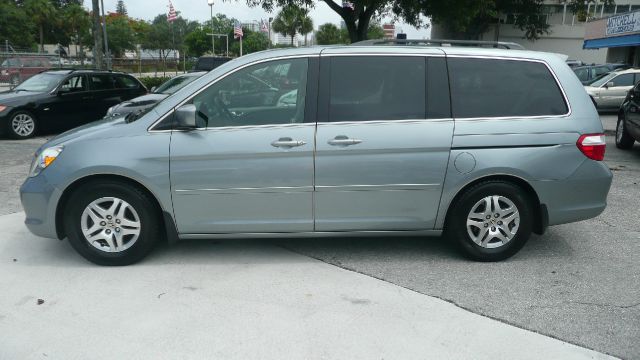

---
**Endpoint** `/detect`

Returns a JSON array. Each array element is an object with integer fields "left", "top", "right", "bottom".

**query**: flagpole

[{"left": 240, "top": 36, "right": 243, "bottom": 57}]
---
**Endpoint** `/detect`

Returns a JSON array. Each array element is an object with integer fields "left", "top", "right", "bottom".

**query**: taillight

[{"left": 577, "top": 134, "right": 606, "bottom": 161}]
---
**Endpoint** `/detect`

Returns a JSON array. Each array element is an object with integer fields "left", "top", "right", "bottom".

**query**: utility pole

[
  {"left": 208, "top": 0, "right": 215, "bottom": 55},
  {"left": 91, "top": 0, "right": 104, "bottom": 69},
  {"left": 100, "top": 0, "right": 111, "bottom": 70}
]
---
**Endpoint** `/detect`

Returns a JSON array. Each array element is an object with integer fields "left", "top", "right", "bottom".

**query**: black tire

[
  {"left": 63, "top": 180, "right": 161, "bottom": 266},
  {"left": 615, "top": 115, "right": 635, "bottom": 150},
  {"left": 446, "top": 181, "right": 534, "bottom": 262},
  {"left": 6, "top": 110, "right": 37, "bottom": 139}
]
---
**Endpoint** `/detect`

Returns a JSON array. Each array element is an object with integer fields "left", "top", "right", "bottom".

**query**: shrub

[{"left": 138, "top": 76, "right": 170, "bottom": 90}]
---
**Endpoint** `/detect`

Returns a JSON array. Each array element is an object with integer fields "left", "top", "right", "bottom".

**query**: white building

[{"left": 433, "top": 1, "right": 640, "bottom": 64}]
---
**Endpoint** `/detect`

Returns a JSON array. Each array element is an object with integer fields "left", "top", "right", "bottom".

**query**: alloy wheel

[
  {"left": 11, "top": 114, "right": 35, "bottom": 137},
  {"left": 466, "top": 195, "right": 520, "bottom": 249},
  {"left": 617, "top": 118, "right": 624, "bottom": 143},
  {"left": 81, "top": 197, "right": 141, "bottom": 253}
]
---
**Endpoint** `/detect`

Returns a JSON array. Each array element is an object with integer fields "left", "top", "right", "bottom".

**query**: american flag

[
  {"left": 234, "top": 21, "right": 243, "bottom": 39},
  {"left": 342, "top": 0, "right": 354, "bottom": 10},
  {"left": 167, "top": 1, "right": 177, "bottom": 22}
]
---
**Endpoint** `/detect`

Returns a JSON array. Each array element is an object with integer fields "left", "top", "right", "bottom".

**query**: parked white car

[{"left": 584, "top": 68, "right": 640, "bottom": 110}]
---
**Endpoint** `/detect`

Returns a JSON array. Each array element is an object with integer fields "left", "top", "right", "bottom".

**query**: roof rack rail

[{"left": 352, "top": 38, "right": 526, "bottom": 50}]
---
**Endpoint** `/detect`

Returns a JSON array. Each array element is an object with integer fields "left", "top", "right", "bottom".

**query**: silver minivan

[{"left": 20, "top": 44, "right": 613, "bottom": 265}]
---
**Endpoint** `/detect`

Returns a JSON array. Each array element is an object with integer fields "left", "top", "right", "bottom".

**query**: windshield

[
  {"left": 14, "top": 73, "right": 65, "bottom": 92},
  {"left": 590, "top": 72, "right": 617, "bottom": 87},
  {"left": 154, "top": 75, "right": 200, "bottom": 95}
]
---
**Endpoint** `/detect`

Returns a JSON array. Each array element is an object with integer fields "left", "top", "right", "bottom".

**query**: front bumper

[{"left": 20, "top": 173, "right": 63, "bottom": 239}]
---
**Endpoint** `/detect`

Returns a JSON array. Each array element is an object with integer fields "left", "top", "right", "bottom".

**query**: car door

[
  {"left": 313, "top": 53, "right": 453, "bottom": 231},
  {"left": 626, "top": 83, "right": 640, "bottom": 139},
  {"left": 169, "top": 57, "right": 317, "bottom": 234},
  {"left": 88, "top": 73, "right": 121, "bottom": 119},
  {"left": 599, "top": 73, "right": 635, "bottom": 108},
  {"left": 37, "top": 74, "right": 93, "bottom": 131}
]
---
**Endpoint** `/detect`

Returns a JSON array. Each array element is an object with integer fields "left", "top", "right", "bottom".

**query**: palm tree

[
  {"left": 24, "top": 0, "right": 56, "bottom": 52},
  {"left": 300, "top": 12, "right": 313, "bottom": 46},
  {"left": 62, "top": 4, "right": 90, "bottom": 63},
  {"left": 272, "top": 4, "right": 312, "bottom": 47}
]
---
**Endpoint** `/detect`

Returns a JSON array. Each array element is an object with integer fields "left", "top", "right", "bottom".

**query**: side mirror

[
  {"left": 150, "top": 86, "right": 157, "bottom": 92},
  {"left": 174, "top": 104, "right": 198, "bottom": 129},
  {"left": 605, "top": 81, "right": 615, "bottom": 88},
  {"left": 57, "top": 88, "right": 71, "bottom": 96}
]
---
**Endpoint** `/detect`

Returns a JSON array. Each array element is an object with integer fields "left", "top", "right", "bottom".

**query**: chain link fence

[{"left": 1, "top": 42, "right": 193, "bottom": 90}]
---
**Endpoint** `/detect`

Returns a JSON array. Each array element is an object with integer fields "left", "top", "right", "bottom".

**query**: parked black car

[
  {"left": 616, "top": 83, "right": 640, "bottom": 149},
  {"left": 106, "top": 72, "right": 206, "bottom": 118},
  {"left": 191, "top": 56, "right": 232, "bottom": 72},
  {"left": 573, "top": 63, "right": 629, "bottom": 85},
  {"left": 0, "top": 69, "right": 146, "bottom": 139}
]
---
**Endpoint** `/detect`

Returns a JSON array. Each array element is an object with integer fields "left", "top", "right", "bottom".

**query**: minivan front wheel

[
  {"left": 63, "top": 180, "right": 160, "bottom": 265},
  {"left": 447, "top": 181, "right": 533, "bottom": 261}
]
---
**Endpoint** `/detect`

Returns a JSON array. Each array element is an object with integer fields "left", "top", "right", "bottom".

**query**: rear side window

[
  {"left": 611, "top": 73, "right": 634, "bottom": 87},
  {"left": 328, "top": 56, "right": 426, "bottom": 122},
  {"left": 114, "top": 75, "right": 139, "bottom": 89},
  {"left": 90, "top": 74, "right": 114, "bottom": 90},
  {"left": 448, "top": 58, "right": 568, "bottom": 118},
  {"left": 427, "top": 57, "right": 451, "bottom": 118}
]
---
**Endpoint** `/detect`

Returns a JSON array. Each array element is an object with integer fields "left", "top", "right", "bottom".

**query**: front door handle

[
  {"left": 271, "top": 137, "right": 307, "bottom": 148},
  {"left": 328, "top": 135, "right": 363, "bottom": 146}
]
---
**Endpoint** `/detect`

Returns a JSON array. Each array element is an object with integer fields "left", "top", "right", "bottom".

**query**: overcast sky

[{"left": 83, "top": 0, "right": 431, "bottom": 39}]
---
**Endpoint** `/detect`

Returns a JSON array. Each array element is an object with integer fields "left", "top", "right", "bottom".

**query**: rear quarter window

[
  {"left": 448, "top": 58, "right": 568, "bottom": 118},
  {"left": 115, "top": 75, "right": 140, "bottom": 89}
]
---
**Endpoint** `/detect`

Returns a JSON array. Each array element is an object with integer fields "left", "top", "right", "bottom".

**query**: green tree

[
  {"left": 204, "top": 14, "right": 237, "bottom": 55},
  {"left": 105, "top": 14, "right": 135, "bottom": 57},
  {"left": 184, "top": 27, "right": 211, "bottom": 57},
  {"left": 61, "top": 3, "right": 90, "bottom": 60},
  {"left": 367, "top": 22, "right": 384, "bottom": 39},
  {"left": 23, "top": 0, "right": 57, "bottom": 52},
  {"left": 315, "top": 23, "right": 342, "bottom": 45},
  {"left": 247, "top": 0, "right": 593, "bottom": 43},
  {"left": 116, "top": 0, "right": 127, "bottom": 16},
  {"left": 300, "top": 11, "right": 313, "bottom": 45},
  {"left": 271, "top": 4, "right": 312, "bottom": 46},
  {"left": 141, "top": 14, "right": 199, "bottom": 72},
  {"left": 230, "top": 29, "right": 269, "bottom": 55},
  {"left": 0, "top": 0, "right": 36, "bottom": 49}
]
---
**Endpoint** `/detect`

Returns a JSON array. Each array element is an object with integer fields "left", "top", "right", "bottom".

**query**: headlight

[{"left": 29, "top": 146, "right": 63, "bottom": 177}]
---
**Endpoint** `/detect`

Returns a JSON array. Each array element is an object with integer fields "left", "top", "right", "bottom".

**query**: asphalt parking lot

[{"left": 0, "top": 114, "right": 638, "bottom": 359}]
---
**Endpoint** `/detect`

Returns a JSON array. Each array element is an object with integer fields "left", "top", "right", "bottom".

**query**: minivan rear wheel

[
  {"left": 447, "top": 181, "right": 533, "bottom": 261},
  {"left": 63, "top": 180, "right": 160, "bottom": 265}
]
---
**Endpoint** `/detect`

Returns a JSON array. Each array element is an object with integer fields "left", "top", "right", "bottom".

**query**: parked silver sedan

[{"left": 584, "top": 68, "right": 640, "bottom": 110}]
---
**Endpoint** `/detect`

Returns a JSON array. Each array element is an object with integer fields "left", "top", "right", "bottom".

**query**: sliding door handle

[
  {"left": 271, "top": 137, "right": 307, "bottom": 148},
  {"left": 328, "top": 135, "right": 362, "bottom": 146}
]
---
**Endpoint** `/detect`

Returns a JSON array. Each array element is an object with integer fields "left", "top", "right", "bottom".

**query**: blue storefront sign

[{"left": 606, "top": 12, "right": 640, "bottom": 36}]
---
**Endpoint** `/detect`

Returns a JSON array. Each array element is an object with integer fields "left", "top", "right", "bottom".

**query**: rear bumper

[
  {"left": 20, "top": 173, "right": 62, "bottom": 239},
  {"left": 533, "top": 159, "right": 612, "bottom": 226}
]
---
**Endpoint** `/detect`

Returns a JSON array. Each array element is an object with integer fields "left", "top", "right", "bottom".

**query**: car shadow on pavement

[{"left": 143, "top": 230, "right": 575, "bottom": 267}]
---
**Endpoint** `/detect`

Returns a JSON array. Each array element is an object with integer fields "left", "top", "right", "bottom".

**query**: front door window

[{"left": 190, "top": 58, "right": 308, "bottom": 128}]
